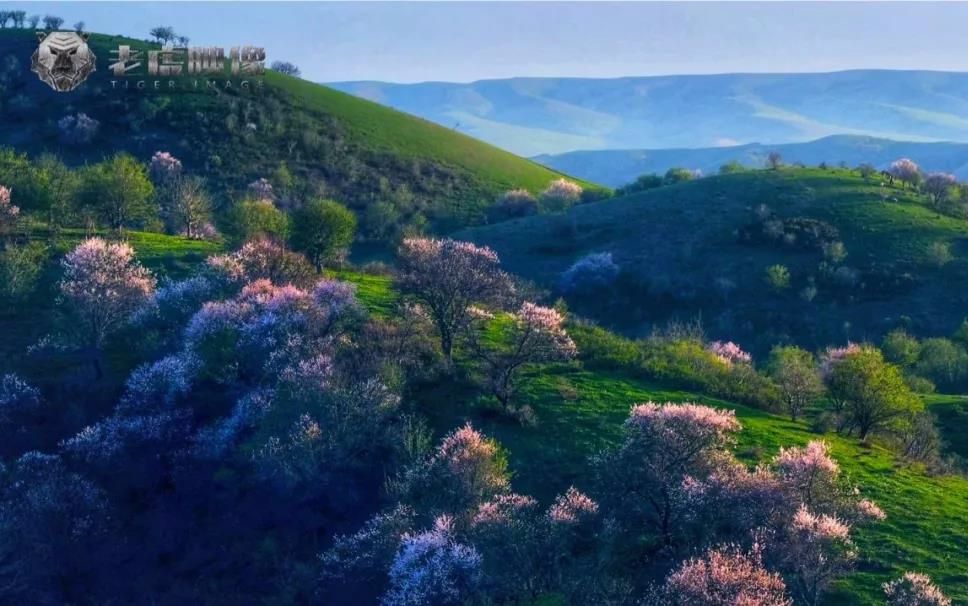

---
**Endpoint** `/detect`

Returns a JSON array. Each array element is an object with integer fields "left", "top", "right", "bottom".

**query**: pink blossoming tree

[
  {"left": 397, "top": 238, "right": 513, "bottom": 366},
  {"left": 654, "top": 545, "right": 792, "bottom": 606},
  {"left": 471, "top": 302, "right": 577, "bottom": 413},
  {"left": 59, "top": 238, "right": 156, "bottom": 378}
]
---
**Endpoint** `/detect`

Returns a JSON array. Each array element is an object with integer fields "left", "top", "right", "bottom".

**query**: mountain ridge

[{"left": 329, "top": 70, "right": 968, "bottom": 156}]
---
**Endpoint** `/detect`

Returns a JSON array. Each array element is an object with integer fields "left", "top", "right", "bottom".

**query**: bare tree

[
  {"left": 271, "top": 61, "right": 301, "bottom": 77},
  {"left": 42, "top": 15, "right": 64, "bottom": 30},
  {"left": 149, "top": 26, "right": 176, "bottom": 44},
  {"left": 767, "top": 151, "right": 783, "bottom": 170}
]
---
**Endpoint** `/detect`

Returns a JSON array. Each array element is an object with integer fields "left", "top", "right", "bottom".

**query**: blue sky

[{"left": 4, "top": 2, "right": 968, "bottom": 83}]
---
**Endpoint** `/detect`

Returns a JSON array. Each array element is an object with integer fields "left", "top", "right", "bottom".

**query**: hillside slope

[
  {"left": 330, "top": 71, "right": 968, "bottom": 156},
  {"left": 0, "top": 30, "right": 586, "bottom": 234},
  {"left": 535, "top": 135, "right": 968, "bottom": 187},
  {"left": 459, "top": 168, "right": 968, "bottom": 352}
]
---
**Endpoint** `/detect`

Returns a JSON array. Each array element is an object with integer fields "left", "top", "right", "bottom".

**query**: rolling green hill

[
  {"left": 534, "top": 135, "right": 968, "bottom": 187},
  {"left": 459, "top": 167, "right": 968, "bottom": 352},
  {"left": 0, "top": 29, "right": 590, "bottom": 235}
]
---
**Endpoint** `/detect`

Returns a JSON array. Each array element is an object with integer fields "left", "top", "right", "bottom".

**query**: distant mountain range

[
  {"left": 533, "top": 135, "right": 968, "bottom": 187},
  {"left": 328, "top": 71, "right": 968, "bottom": 157}
]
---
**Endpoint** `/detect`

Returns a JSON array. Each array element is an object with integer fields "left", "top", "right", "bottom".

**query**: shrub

[
  {"left": 490, "top": 189, "right": 538, "bottom": 220},
  {"left": 559, "top": 252, "right": 620, "bottom": 295},
  {"left": 539, "top": 178, "right": 582, "bottom": 212},
  {"left": 765, "top": 264, "right": 791, "bottom": 291},
  {"left": 57, "top": 113, "right": 99, "bottom": 144}
]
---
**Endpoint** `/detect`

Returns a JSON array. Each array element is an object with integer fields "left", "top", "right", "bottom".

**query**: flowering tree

[
  {"left": 923, "top": 172, "right": 957, "bottom": 206},
  {"left": 766, "top": 346, "right": 823, "bottom": 421},
  {"left": 539, "top": 178, "right": 583, "bottom": 212},
  {"left": 772, "top": 441, "right": 840, "bottom": 511},
  {"left": 396, "top": 238, "right": 513, "bottom": 365},
  {"left": 779, "top": 506, "right": 856, "bottom": 606},
  {"left": 0, "top": 185, "right": 19, "bottom": 241},
  {"left": 396, "top": 423, "right": 510, "bottom": 516},
  {"left": 59, "top": 238, "right": 156, "bottom": 378},
  {"left": 883, "top": 572, "right": 951, "bottom": 606},
  {"left": 889, "top": 158, "right": 922, "bottom": 189},
  {"left": 206, "top": 238, "right": 315, "bottom": 288},
  {"left": 247, "top": 177, "right": 275, "bottom": 201},
  {"left": 471, "top": 302, "right": 577, "bottom": 412},
  {"left": 654, "top": 545, "right": 792, "bottom": 606},
  {"left": 381, "top": 515, "right": 482, "bottom": 606},
  {"left": 595, "top": 402, "right": 740, "bottom": 544},
  {"left": 148, "top": 151, "right": 183, "bottom": 183}
]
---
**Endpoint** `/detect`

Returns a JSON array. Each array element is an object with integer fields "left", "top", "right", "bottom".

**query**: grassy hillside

[
  {"left": 535, "top": 135, "right": 968, "bottom": 187},
  {"left": 255, "top": 267, "right": 968, "bottom": 604},
  {"left": 420, "top": 363, "right": 968, "bottom": 606},
  {"left": 460, "top": 167, "right": 968, "bottom": 352},
  {"left": 0, "top": 29, "right": 590, "bottom": 234}
]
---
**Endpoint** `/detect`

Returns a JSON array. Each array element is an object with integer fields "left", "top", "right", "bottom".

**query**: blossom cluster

[
  {"left": 149, "top": 151, "right": 183, "bottom": 182},
  {"left": 708, "top": 340, "right": 753, "bottom": 366},
  {"left": 0, "top": 184, "right": 19, "bottom": 227},
  {"left": 883, "top": 572, "right": 951, "bottom": 606},
  {"left": 382, "top": 515, "right": 482, "bottom": 606},
  {"left": 659, "top": 545, "right": 792, "bottom": 606}
]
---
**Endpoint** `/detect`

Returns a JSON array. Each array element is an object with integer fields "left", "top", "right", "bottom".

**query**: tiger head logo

[{"left": 31, "top": 31, "right": 96, "bottom": 92}]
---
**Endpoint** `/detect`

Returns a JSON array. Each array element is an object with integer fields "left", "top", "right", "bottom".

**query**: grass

[
  {"left": 326, "top": 269, "right": 398, "bottom": 316},
  {"left": 926, "top": 393, "right": 968, "bottom": 460},
  {"left": 459, "top": 168, "right": 968, "bottom": 352},
  {"left": 421, "top": 364, "right": 968, "bottom": 605}
]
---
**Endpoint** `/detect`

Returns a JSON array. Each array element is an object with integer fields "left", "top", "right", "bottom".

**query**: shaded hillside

[
  {"left": 459, "top": 168, "right": 968, "bottom": 352},
  {"left": 535, "top": 135, "right": 968, "bottom": 187},
  {"left": 0, "top": 30, "right": 587, "bottom": 235},
  {"left": 330, "top": 71, "right": 968, "bottom": 156}
]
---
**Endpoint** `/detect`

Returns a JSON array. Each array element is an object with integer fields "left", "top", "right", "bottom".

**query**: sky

[{"left": 4, "top": 2, "right": 968, "bottom": 83}]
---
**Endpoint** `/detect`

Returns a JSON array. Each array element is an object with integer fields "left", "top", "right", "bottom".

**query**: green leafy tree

[
  {"left": 31, "top": 154, "right": 78, "bottom": 234},
  {"left": 915, "top": 338, "right": 968, "bottom": 388},
  {"left": 223, "top": 198, "right": 289, "bottom": 246},
  {"left": 767, "top": 345, "right": 823, "bottom": 421},
  {"left": 79, "top": 154, "right": 155, "bottom": 230},
  {"left": 290, "top": 199, "right": 357, "bottom": 269},
  {"left": 881, "top": 329, "right": 921, "bottom": 368},
  {"left": 828, "top": 346, "right": 922, "bottom": 439}
]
